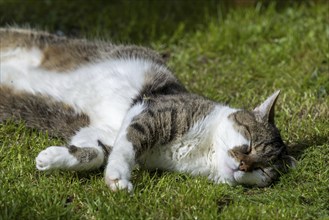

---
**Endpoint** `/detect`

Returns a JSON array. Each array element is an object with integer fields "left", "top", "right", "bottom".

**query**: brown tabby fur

[
  {"left": 0, "top": 28, "right": 165, "bottom": 72},
  {"left": 0, "top": 86, "right": 89, "bottom": 140}
]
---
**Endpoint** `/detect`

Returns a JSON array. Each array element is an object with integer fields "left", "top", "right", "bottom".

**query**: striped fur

[
  {"left": 128, "top": 94, "right": 215, "bottom": 157},
  {"left": 0, "top": 86, "right": 89, "bottom": 140}
]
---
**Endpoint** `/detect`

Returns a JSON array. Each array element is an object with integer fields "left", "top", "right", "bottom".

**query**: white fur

[
  {"left": 138, "top": 106, "right": 249, "bottom": 186},
  {"left": 105, "top": 103, "right": 145, "bottom": 191},
  {"left": 1, "top": 46, "right": 271, "bottom": 190},
  {"left": 36, "top": 127, "right": 110, "bottom": 171},
  {"left": 0, "top": 47, "right": 153, "bottom": 130},
  {"left": 36, "top": 146, "right": 79, "bottom": 170}
]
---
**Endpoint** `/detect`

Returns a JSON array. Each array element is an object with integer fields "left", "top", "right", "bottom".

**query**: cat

[{"left": 0, "top": 28, "right": 296, "bottom": 191}]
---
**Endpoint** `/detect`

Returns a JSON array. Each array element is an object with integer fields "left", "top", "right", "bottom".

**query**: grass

[{"left": 0, "top": 1, "right": 328, "bottom": 219}]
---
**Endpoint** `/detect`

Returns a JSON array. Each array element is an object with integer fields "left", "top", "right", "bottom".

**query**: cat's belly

[{"left": 0, "top": 49, "right": 153, "bottom": 131}]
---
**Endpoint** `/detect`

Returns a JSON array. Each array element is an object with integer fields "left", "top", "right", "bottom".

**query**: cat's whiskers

[{"left": 258, "top": 167, "right": 271, "bottom": 179}]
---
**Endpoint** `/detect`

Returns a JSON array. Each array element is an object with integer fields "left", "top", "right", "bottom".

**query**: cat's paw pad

[
  {"left": 106, "top": 178, "right": 133, "bottom": 192},
  {"left": 105, "top": 169, "right": 133, "bottom": 192},
  {"left": 36, "top": 146, "right": 72, "bottom": 171}
]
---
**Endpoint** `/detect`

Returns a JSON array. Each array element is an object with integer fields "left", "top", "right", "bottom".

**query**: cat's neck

[
  {"left": 177, "top": 105, "right": 239, "bottom": 178},
  {"left": 207, "top": 105, "right": 248, "bottom": 184},
  {"left": 199, "top": 104, "right": 239, "bottom": 146}
]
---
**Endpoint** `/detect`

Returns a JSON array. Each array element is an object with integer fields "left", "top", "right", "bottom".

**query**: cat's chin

[{"left": 232, "top": 169, "right": 272, "bottom": 187}]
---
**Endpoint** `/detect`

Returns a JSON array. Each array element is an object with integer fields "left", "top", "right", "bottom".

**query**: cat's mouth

[
  {"left": 231, "top": 155, "right": 296, "bottom": 187},
  {"left": 225, "top": 155, "right": 275, "bottom": 187},
  {"left": 232, "top": 167, "right": 274, "bottom": 187}
]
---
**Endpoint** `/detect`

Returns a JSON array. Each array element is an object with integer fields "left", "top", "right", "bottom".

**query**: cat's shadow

[
  {"left": 72, "top": 135, "right": 327, "bottom": 184},
  {"left": 73, "top": 170, "right": 104, "bottom": 184},
  {"left": 287, "top": 134, "right": 328, "bottom": 160}
]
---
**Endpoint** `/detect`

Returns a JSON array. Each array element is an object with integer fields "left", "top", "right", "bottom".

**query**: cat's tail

[{"left": 0, "top": 86, "right": 89, "bottom": 140}]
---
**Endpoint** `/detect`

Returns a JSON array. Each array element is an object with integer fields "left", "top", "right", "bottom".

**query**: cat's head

[{"left": 227, "top": 90, "right": 296, "bottom": 187}]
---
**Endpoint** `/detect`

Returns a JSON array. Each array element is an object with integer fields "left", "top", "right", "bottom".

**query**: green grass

[{"left": 1, "top": 1, "right": 329, "bottom": 219}]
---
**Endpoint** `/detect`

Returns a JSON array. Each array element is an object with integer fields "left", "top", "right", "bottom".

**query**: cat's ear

[{"left": 253, "top": 90, "right": 280, "bottom": 124}]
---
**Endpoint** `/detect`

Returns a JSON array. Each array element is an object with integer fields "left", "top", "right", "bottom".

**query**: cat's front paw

[
  {"left": 105, "top": 166, "right": 133, "bottom": 192},
  {"left": 36, "top": 146, "right": 77, "bottom": 171}
]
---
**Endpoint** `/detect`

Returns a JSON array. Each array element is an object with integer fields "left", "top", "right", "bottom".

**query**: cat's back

[{"left": 0, "top": 27, "right": 165, "bottom": 72}]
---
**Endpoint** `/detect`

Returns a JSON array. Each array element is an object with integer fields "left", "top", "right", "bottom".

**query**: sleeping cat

[{"left": 0, "top": 28, "right": 296, "bottom": 191}]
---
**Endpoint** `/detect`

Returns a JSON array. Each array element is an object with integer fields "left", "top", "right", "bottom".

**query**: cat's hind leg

[
  {"left": 35, "top": 142, "right": 110, "bottom": 171},
  {"left": 0, "top": 86, "right": 89, "bottom": 139},
  {"left": 0, "top": 86, "right": 113, "bottom": 172},
  {"left": 36, "top": 126, "right": 114, "bottom": 171}
]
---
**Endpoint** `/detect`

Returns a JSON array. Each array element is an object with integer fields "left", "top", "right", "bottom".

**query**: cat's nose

[{"left": 239, "top": 161, "right": 253, "bottom": 172}]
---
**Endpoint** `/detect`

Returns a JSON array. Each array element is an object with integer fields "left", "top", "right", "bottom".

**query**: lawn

[{"left": 0, "top": 1, "right": 328, "bottom": 219}]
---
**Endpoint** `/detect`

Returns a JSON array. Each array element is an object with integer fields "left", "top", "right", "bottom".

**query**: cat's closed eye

[{"left": 229, "top": 144, "right": 251, "bottom": 158}]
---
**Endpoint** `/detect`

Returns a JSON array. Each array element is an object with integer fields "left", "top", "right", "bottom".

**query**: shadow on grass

[
  {"left": 0, "top": 0, "right": 321, "bottom": 44},
  {"left": 288, "top": 134, "right": 329, "bottom": 160},
  {"left": 217, "top": 195, "right": 233, "bottom": 214},
  {"left": 72, "top": 169, "right": 104, "bottom": 184}
]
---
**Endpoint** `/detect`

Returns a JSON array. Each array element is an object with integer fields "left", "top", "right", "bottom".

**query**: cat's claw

[
  {"left": 105, "top": 178, "right": 133, "bottom": 192},
  {"left": 105, "top": 168, "right": 133, "bottom": 192}
]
